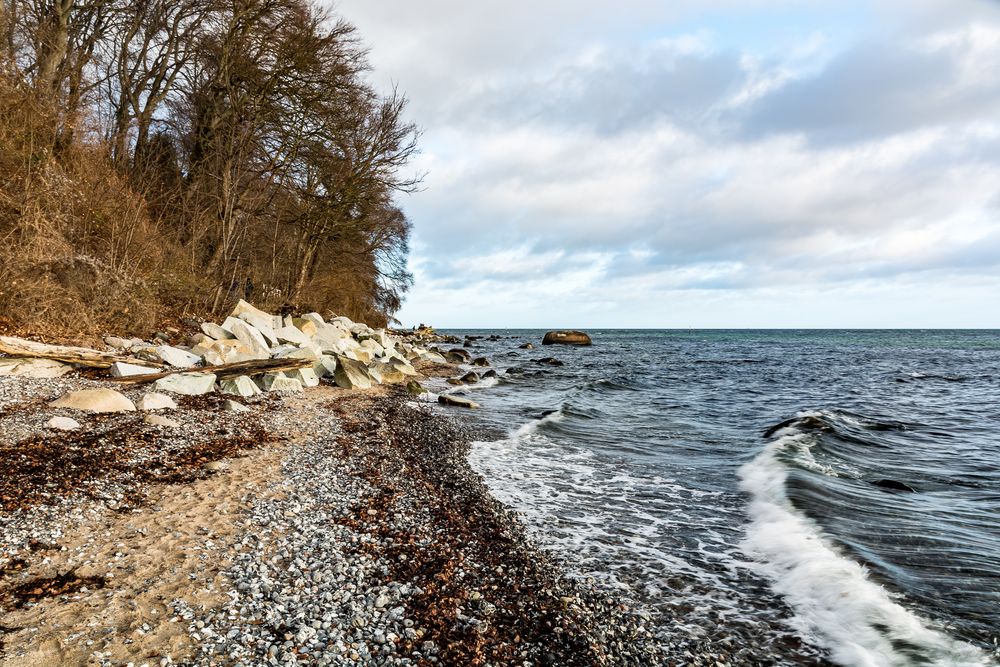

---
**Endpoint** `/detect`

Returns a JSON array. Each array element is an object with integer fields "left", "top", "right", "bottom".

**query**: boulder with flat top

[
  {"left": 50, "top": 388, "right": 136, "bottom": 413},
  {"left": 542, "top": 330, "right": 592, "bottom": 346}
]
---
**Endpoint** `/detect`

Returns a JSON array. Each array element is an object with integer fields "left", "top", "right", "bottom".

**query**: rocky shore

[{"left": 0, "top": 307, "right": 671, "bottom": 666}]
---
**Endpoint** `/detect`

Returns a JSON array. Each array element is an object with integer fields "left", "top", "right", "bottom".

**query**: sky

[{"left": 331, "top": 0, "right": 1000, "bottom": 328}]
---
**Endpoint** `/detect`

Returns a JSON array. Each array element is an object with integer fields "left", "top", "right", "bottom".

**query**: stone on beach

[
  {"left": 406, "top": 380, "right": 427, "bottom": 395},
  {"left": 139, "top": 392, "right": 177, "bottom": 411},
  {"left": 274, "top": 326, "right": 311, "bottom": 346},
  {"left": 286, "top": 367, "right": 320, "bottom": 388},
  {"left": 143, "top": 414, "right": 180, "bottom": 428},
  {"left": 46, "top": 416, "right": 81, "bottom": 430},
  {"left": 438, "top": 394, "right": 480, "bottom": 409},
  {"left": 110, "top": 361, "right": 161, "bottom": 378},
  {"left": 156, "top": 345, "right": 202, "bottom": 368},
  {"left": 50, "top": 388, "right": 136, "bottom": 413},
  {"left": 201, "top": 321, "right": 235, "bottom": 341},
  {"left": 2, "top": 358, "right": 74, "bottom": 378},
  {"left": 542, "top": 330, "right": 592, "bottom": 346},
  {"left": 220, "top": 375, "right": 263, "bottom": 397},
  {"left": 153, "top": 373, "right": 217, "bottom": 396},
  {"left": 334, "top": 356, "right": 373, "bottom": 390},
  {"left": 223, "top": 319, "right": 272, "bottom": 359},
  {"left": 223, "top": 399, "right": 251, "bottom": 413},
  {"left": 260, "top": 373, "right": 304, "bottom": 392}
]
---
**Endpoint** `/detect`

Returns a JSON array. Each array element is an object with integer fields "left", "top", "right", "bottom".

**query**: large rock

[
  {"left": 333, "top": 356, "right": 373, "bottom": 390},
  {"left": 220, "top": 375, "right": 263, "bottom": 397},
  {"left": 50, "top": 389, "right": 136, "bottom": 413},
  {"left": 368, "top": 362, "right": 406, "bottom": 385},
  {"left": 223, "top": 319, "right": 272, "bottom": 359},
  {"left": 260, "top": 373, "right": 303, "bottom": 393},
  {"left": 153, "top": 373, "right": 217, "bottom": 396},
  {"left": 157, "top": 345, "right": 202, "bottom": 368},
  {"left": 238, "top": 312, "right": 279, "bottom": 346},
  {"left": 230, "top": 299, "right": 281, "bottom": 328},
  {"left": 542, "top": 330, "right": 592, "bottom": 346},
  {"left": 5, "top": 358, "right": 74, "bottom": 378},
  {"left": 438, "top": 394, "right": 480, "bottom": 409},
  {"left": 274, "top": 326, "right": 311, "bottom": 346},
  {"left": 110, "top": 361, "right": 160, "bottom": 378},
  {"left": 286, "top": 368, "right": 320, "bottom": 388},
  {"left": 138, "top": 392, "right": 177, "bottom": 411},
  {"left": 202, "top": 339, "right": 258, "bottom": 366},
  {"left": 200, "top": 322, "right": 235, "bottom": 341}
]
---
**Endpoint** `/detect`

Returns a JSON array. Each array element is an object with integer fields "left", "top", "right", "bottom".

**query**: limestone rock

[
  {"left": 223, "top": 319, "right": 272, "bottom": 359},
  {"left": 50, "top": 389, "right": 136, "bottom": 413},
  {"left": 46, "top": 416, "right": 81, "bottom": 430},
  {"left": 7, "top": 358, "right": 74, "bottom": 378},
  {"left": 333, "top": 356, "right": 373, "bottom": 390},
  {"left": 274, "top": 326, "right": 311, "bottom": 346},
  {"left": 238, "top": 312, "right": 279, "bottom": 346},
  {"left": 223, "top": 399, "right": 251, "bottom": 413},
  {"left": 286, "top": 368, "right": 320, "bottom": 388},
  {"left": 220, "top": 375, "right": 263, "bottom": 397},
  {"left": 139, "top": 392, "right": 177, "bottom": 411},
  {"left": 111, "top": 361, "right": 161, "bottom": 378},
  {"left": 260, "top": 373, "right": 303, "bottom": 393},
  {"left": 104, "top": 336, "right": 131, "bottom": 350},
  {"left": 144, "top": 414, "right": 180, "bottom": 428},
  {"left": 368, "top": 362, "right": 406, "bottom": 385},
  {"left": 200, "top": 322, "right": 235, "bottom": 341},
  {"left": 157, "top": 345, "right": 202, "bottom": 368},
  {"left": 153, "top": 373, "right": 217, "bottom": 396},
  {"left": 438, "top": 394, "right": 480, "bottom": 409},
  {"left": 542, "top": 330, "right": 592, "bottom": 346}
]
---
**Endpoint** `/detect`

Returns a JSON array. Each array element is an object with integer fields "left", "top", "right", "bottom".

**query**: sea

[{"left": 427, "top": 330, "right": 1000, "bottom": 667}]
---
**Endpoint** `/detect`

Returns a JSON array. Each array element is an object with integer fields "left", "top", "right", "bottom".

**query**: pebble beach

[{"left": 0, "top": 312, "right": 673, "bottom": 667}]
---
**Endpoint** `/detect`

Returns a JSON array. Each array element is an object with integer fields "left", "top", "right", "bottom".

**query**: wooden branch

[
  {"left": 0, "top": 336, "right": 160, "bottom": 369},
  {"left": 112, "top": 357, "right": 314, "bottom": 384}
]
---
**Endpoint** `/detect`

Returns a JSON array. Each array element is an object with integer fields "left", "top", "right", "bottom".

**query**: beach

[{"left": 0, "top": 363, "right": 668, "bottom": 666}]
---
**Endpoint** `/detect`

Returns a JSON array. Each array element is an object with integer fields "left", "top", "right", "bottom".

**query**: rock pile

[{"left": 103, "top": 301, "right": 445, "bottom": 397}]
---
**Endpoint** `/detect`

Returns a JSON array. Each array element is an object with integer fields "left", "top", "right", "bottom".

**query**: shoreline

[{"left": 0, "top": 363, "right": 666, "bottom": 665}]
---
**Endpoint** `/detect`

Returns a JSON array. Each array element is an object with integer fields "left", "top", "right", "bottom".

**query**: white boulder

[
  {"left": 153, "top": 373, "right": 217, "bottom": 396},
  {"left": 50, "top": 388, "right": 136, "bottom": 413},
  {"left": 138, "top": 392, "right": 177, "bottom": 411}
]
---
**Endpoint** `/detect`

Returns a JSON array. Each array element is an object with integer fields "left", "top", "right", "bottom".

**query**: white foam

[{"left": 739, "top": 433, "right": 993, "bottom": 667}]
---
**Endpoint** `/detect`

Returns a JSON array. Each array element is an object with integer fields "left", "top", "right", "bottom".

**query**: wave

[{"left": 739, "top": 415, "right": 994, "bottom": 667}]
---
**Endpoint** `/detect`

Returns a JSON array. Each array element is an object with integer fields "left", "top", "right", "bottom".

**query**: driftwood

[
  {"left": 112, "top": 357, "right": 313, "bottom": 384},
  {"left": 0, "top": 335, "right": 160, "bottom": 369}
]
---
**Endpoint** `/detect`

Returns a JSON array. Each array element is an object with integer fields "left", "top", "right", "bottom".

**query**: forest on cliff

[{"left": 0, "top": 0, "right": 418, "bottom": 336}]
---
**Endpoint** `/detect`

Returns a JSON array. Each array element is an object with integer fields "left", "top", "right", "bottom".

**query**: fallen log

[
  {"left": 0, "top": 335, "right": 159, "bottom": 369},
  {"left": 112, "top": 357, "right": 313, "bottom": 384}
]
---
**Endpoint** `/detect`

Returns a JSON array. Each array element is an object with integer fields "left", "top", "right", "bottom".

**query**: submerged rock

[
  {"left": 438, "top": 394, "right": 480, "bottom": 409},
  {"left": 50, "top": 388, "right": 136, "bottom": 413},
  {"left": 519, "top": 342, "right": 534, "bottom": 350},
  {"left": 872, "top": 479, "right": 917, "bottom": 493},
  {"left": 542, "top": 330, "right": 592, "bottom": 346},
  {"left": 535, "top": 357, "right": 564, "bottom": 366}
]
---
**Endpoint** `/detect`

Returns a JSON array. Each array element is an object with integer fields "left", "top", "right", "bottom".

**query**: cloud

[{"left": 331, "top": 0, "right": 1000, "bottom": 327}]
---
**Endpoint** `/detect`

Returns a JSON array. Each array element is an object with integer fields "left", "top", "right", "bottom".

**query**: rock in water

[
  {"left": 542, "top": 330, "right": 592, "bottom": 346},
  {"left": 153, "top": 373, "right": 217, "bottom": 396},
  {"left": 333, "top": 356, "right": 373, "bottom": 390},
  {"left": 438, "top": 394, "right": 480, "bottom": 409},
  {"left": 138, "top": 392, "right": 177, "bottom": 411},
  {"left": 872, "top": 479, "right": 917, "bottom": 493},
  {"left": 471, "top": 357, "right": 490, "bottom": 367},
  {"left": 46, "top": 416, "right": 81, "bottom": 430},
  {"left": 460, "top": 371, "right": 480, "bottom": 384},
  {"left": 519, "top": 342, "right": 534, "bottom": 349}
]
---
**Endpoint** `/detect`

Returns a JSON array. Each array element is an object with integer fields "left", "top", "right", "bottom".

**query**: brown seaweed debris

[{"left": 328, "top": 391, "right": 663, "bottom": 667}]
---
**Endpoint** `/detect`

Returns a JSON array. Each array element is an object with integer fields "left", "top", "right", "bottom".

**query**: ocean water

[{"left": 433, "top": 330, "right": 1000, "bottom": 667}]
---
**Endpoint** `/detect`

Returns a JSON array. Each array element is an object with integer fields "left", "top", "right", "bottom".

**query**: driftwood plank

[
  {"left": 112, "top": 357, "right": 313, "bottom": 384},
  {"left": 0, "top": 335, "right": 159, "bottom": 369}
]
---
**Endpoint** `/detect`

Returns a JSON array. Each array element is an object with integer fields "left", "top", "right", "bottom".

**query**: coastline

[{"left": 0, "top": 361, "right": 666, "bottom": 666}]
